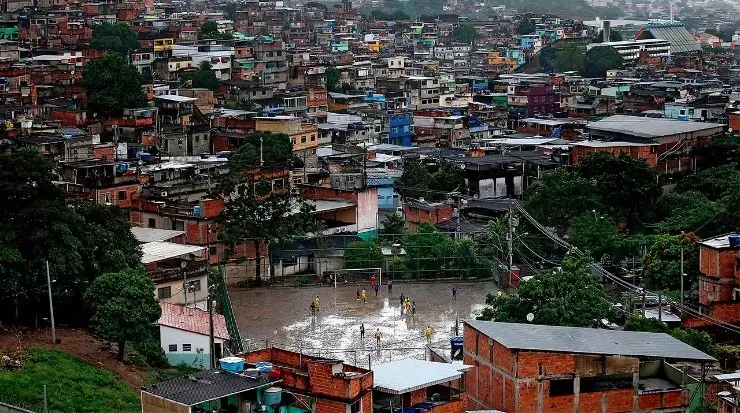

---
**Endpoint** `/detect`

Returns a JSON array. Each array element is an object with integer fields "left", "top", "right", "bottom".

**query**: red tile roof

[{"left": 158, "top": 302, "right": 230, "bottom": 340}]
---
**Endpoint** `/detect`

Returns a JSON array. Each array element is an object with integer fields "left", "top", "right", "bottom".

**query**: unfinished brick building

[
  {"left": 463, "top": 320, "right": 714, "bottom": 413},
  {"left": 241, "top": 347, "right": 374, "bottom": 413}
]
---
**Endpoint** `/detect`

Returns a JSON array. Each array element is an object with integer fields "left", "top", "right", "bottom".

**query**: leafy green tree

[
  {"left": 675, "top": 164, "right": 740, "bottom": 201},
  {"left": 656, "top": 191, "right": 726, "bottom": 237},
  {"left": 671, "top": 328, "right": 716, "bottom": 356},
  {"left": 405, "top": 222, "right": 447, "bottom": 278},
  {"left": 90, "top": 23, "right": 140, "bottom": 55},
  {"left": 429, "top": 162, "right": 465, "bottom": 196},
  {"left": 478, "top": 257, "right": 611, "bottom": 327},
  {"left": 440, "top": 238, "right": 491, "bottom": 279},
  {"left": 390, "top": 10, "right": 411, "bottom": 20},
  {"left": 216, "top": 132, "right": 315, "bottom": 285},
  {"left": 623, "top": 315, "right": 669, "bottom": 333},
  {"left": 85, "top": 269, "right": 161, "bottom": 360},
  {"left": 643, "top": 234, "right": 699, "bottom": 291},
  {"left": 554, "top": 43, "right": 585, "bottom": 73},
  {"left": 517, "top": 20, "right": 535, "bottom": 35},
  {"left": 380, "top": 213, "right": 405, "bottom": 244},
  {"left": 0, "top": 150, "right": 142, "bottom": 325},
  {"left": 452, "top": 24, "right": 478, "bottom": 44},
  {"left": 524, "top": 170, "right": 602, "bottom": 235},
  {"left": 344, "top": 241, "right": 383, "bottom": 269},
  {"left": 201, "top": 20, "right": 219, "bottom": 37},
  {"left": 181, "top": 61, "right": 219, "bottom": 90},
  {"left": 398, "top": 162, "right": 432, "bottom": 200},
  {"left": 577, "top": 152, "right": 660, "bottom": 227},
  {"left": 325, "top": 67, "right": 341, "bottom": 93},
  {"left": 82, "top": 53, "right": 148, "bottom": 117},
  {"left": 539, "top": 47, "right": 557, "bottom": 72},
  {"left": 369, "top": 9, "right": 391, "bottom": 20},
  {"left": 569, "top": 215, "right": 622, "bottom": 262},
  {"left": 583, "top": 45, "right": 623, "bottom": 78}
]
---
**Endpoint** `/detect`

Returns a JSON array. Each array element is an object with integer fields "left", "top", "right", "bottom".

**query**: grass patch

[
  {"left": 143, "top": 364, "right": 201, "bottom": 387},
  {"left": 0, "top": 348, "right": 139, "bottom": 413}
]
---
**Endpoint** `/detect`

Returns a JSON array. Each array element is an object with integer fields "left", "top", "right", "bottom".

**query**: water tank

[
  {"left": 255, "top": 361, "right": 274, "bottom": 374},
  {"left": 263, "top": 387, "right": 283, "bottom": 405},
  {"left": 219, "top": 357, "right": 245, "bottom": 373},
  {"left": 193, "top": 205, "right": 201, "bottom": 217},
  {"left": 729, "top": 234, "right": 740, "bottom": 248},
  {"left": 140, "top": 152, "right": 150, "bottom": 162}
]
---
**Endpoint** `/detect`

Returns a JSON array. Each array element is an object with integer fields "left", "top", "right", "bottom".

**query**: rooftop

[
  {"left": 155, "top": 94, "right": 198, "bottom": 103},
  {"left": 131, "top": 227, "right": 186, "bottom": 243},
  {"left": 588, "top": 115, "right": 724, "bottom": 139},
  {"left": 141, "top": 241, "right": 205, "bottom": 264},
  {"left": 698, "top": 233, "right": 740, "bottom": 250},
  {"left": 158, "top": 302, "right": 230, "bottom": 340},
  {"left": 465, "top": 320, "right": 715, "bottom": 362},
  {"left": 143, "top": 369, "right": 276, "bottom": 406},
  {"left": 373, "top": 359, "right": 472, "bottom": 394}
]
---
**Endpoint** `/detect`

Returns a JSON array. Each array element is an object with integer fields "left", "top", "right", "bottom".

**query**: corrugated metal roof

[
  {"left": 588, "top": 115, "right": 724, "bottom": 139},
  {"left": 373, "top": 359, "right": 474, "bottom": 394},
  {"left": 131, "top": 227, "right": 186, "bottom": 243},
  {"left": 141, "top": 241, "right": 205, "bottom": 264},
  {"left": 159, "top": 302, "right": 230, "bottom": 340},
  {"left": 465, "top": 320, "right": 715, "bottom": 361},
  {"left": 144, "top": 369, "right": 277, "bottom": 406},
  {"left": 646, "top": 23, "right": 702, "bottom": 54}
]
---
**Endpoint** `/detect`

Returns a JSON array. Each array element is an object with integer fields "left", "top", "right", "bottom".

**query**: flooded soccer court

[{"left": 230, "top": 280, "right": 499, "bottom": 367}]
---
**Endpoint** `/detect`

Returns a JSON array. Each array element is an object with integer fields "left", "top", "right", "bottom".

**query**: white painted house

[{"left": 158, "top": 302, "right": 230, "bottom": 369}]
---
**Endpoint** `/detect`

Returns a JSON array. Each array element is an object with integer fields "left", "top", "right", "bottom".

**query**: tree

[
  {"left": 429, "top": 162, "right": 465, "bottom": 196},
  {"left": 390, "top": 10, "right": 412, "bottom": 20},
  {"left": 539, "top": 47, "right": 557, "bottom": 72},
  {"left": 452, "top": 24, "right": 478, "bottom": 44},
  {"left": 623, "top": 315, "right": 669, "bottom": 333},
  {"left": 596, "top": 30, "right": 623, "bottom": 42},
  {"left": 405, "top": 222, "right": 447, "bottom": 278},
  {"left": 201, "top": 20, "right": 219, "bottom": 37},
  {"left": 671, "top": 328, "right": 716, "bottom": 357},
  {"left": 524, "top": 170, "right": 602, "bottom": 235},
  {"left": 583, "top": 45, "right": 623, "bottom": 78},
  {"left": 478, "top": 257, "right": 611, "bottom": 327},
  {"left": 369, "top": 9, "right": 391, "bottom": 20},
  {"left": 344, "top": 241, "right": 383, "bottom": 269},
  {"left": 82, "top": 53, "right": 147, "bottom": 117},
  {"left": 577, "top": 152, "right": 660, "bottom": 227},
  {"left": 181, "top": 61, "right": 220, "bottom": 90},
  {"left": 656, "top": 191, "right": 726, "bottom": 237},
  {"left": 379, "top": 213, "right": 405, "bottom": 244},
  {"left": 517, "top": 20, "right": 535, "bottom": 35},
  {"left": 0, "top": 150, "right": 143, "bottom": 325},
  {"left": 554, "top": 43, "right": 585, "bottom": 73},
  {"left": 643, "top": 233, "right": 699, "bottom": 291},
  {"left": 216, "top": 132, "right": 315, "bottom": 285},
  {"left": 84, "top": 269, "right": 161, "bottom": 360},
  {"left": 325, "top": 67, "right": 341, "bottom": 93},
  {"left": 398, "top": 162, "right": 432, "bottom": 200},
  {"left": 569, "top": 215, "right": 623, "bottom": 262},
  {"left": 90, "top": 23, "right": 140, "bottom": 56}
]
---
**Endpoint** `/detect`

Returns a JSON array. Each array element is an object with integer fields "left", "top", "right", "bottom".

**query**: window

[
  {"left": 195, "top": 135, "right": 200, "bottom": 143},
  {"left": 475, "top": 334, "right": 479, "bottom": 355},
  {"left": 209, "top": 246, "right": 218, "bottom": 256},
  {"left": 301, "top": 136, "right": 307, "bottom": 143},
  {"left": 187, "top": 280, "right": 201, "bottom": 292},
  {"left": 311, "top": 135, "right": 316, "bottom": 142},
  {"left": 348, "top": 400, "right": 362, "bottom": 413},
  {"left": 549, "top": 379, "right": 574, "bottom": 396},
  {"left": 168, "top": 344, "right": 177, "bottom": 352},
  {"left": 148, "top": 218, "right": 156, "bottom": 228},
  {"left": 182, "top": 344, "right": 192, "bottom": 352},
  {"left": 158, "top": 286, "right": 172, "bottom": 299},
  {"left": 118, "top": 190, "right": 126, "bottom": 200}
]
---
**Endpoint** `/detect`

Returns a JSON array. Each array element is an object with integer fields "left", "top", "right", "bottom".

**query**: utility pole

[
  {"left": 260, "top": 135, "right": 264, "bottom": 167},
  {"left": 43, "top": 384, "right": 48, "bottom": 413},
  {"left": 507, "top": 203, "right": 513, "bottom": 274},
  {"left": 208, "top": 291, "right": 215, "bottom": 369},
  {"left": 455, "top": 196, "right": 461, "bottom": 240},
  {"left": 45, "top": 260, "right": 56, "bottom": 345},
  {"left": 181, "top": 260, "right": 188, "bottom": 307},
  {"left": 680, "top": 247, "right": 684, "bottom": 308}
]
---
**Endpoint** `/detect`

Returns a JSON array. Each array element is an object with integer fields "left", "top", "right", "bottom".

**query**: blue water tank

[
  {"left": 219, "top": 357, "right": 245, "bottom": 373},
  {"left": 140, "top": 152, "right": 150, "bottom": 162},
  {"left": 255, "top": 361, "right": 273, "bottom": 373},
  {"left": 193, "top": 205, "right": 201, "bottom": 217},
  {"left": 729, "top": 234, "right": 740, "bottom": 248},
  {"left": 263, "top": 387, "right": 282, "bottom": 405}
]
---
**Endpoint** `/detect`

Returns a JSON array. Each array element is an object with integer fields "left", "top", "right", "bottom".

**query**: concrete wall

[
  {"left": 141, "top": 392, "right": 190, "bottom": 413},
  {"left": 159, "top": 325, "right": 224, "bottom": 369},
  {"left": 0, "top": 403, "right": 35, "bottom": 413}
]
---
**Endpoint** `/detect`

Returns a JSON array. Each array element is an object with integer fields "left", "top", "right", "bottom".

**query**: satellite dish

[{"left": 526, "top": 313, "right": 535, "bottom": 322}]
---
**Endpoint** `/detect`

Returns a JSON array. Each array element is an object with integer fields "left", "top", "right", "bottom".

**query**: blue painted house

[{"left": 387, "top": 110, "right": 413, "bottom": 146}]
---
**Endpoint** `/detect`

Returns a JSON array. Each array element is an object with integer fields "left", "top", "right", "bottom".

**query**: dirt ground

[{"left": 0, "top": 325, "right": 147, "bottom": 389}]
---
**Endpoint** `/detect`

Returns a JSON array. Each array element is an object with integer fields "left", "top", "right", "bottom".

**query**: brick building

[
  {"left": 683, "top": 234, "right": 740, "bottom": 328},
  {"left": 241, "top": 347, "right": 373, "bottom": 413},
  {"left": 402, "top": 199, "right": 454, "bottom": 231},
  {"left": 464, "top": 320, "right": 714, "bottom": 413}
]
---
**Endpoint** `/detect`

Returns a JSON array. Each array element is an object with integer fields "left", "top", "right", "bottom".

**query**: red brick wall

[
  {"left": 300, "top": 185, "right": 358, "bottom": 203},
  {"left": 517, "top": 352, "right": 576, "bottom": 378},
  {"left": 605, "top": 388, "right": 633, "bottom": 412},
  {"left": 700, "top": 247, "right": 736, "bottom": 279},
  {"left": 403, "top": 203, "right": 453, "bottom": 229}
]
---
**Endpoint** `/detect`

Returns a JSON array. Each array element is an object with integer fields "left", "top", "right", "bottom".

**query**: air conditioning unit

[
  {"left": 707, "top": 292, "right": 714, "bottom": 302},
  {"left": 160, "top": 191, "right": 168, "bottom": 197}
]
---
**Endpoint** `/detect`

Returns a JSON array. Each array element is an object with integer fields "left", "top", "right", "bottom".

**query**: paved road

[{"left": 230, "top": 280, "right": 499, "bottom": 367}]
